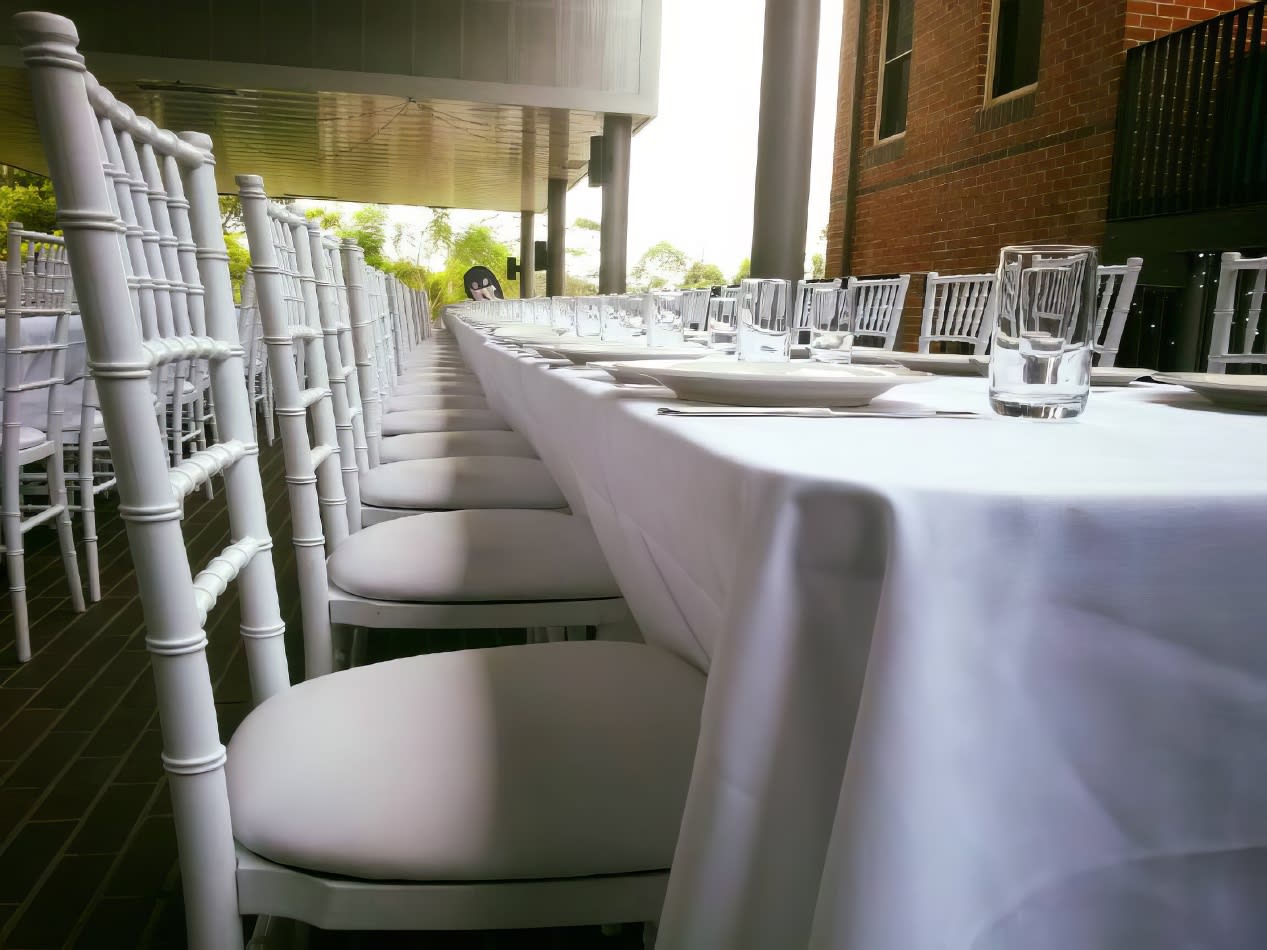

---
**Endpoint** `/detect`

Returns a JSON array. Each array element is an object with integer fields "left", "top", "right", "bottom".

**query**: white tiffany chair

[
  {"left": 238, "top": 188, "right": 566, "bottom": 529},
  {"left": 237, "top": 271, "right": 276, "bottom": 443},
  {"left": 20, "top": 16, "right": 703, "bottom": 949},
  {"left": 850, "top": 273, "right": 911, "bottom": 349},
  {"left": 3, "top": 222, "right": 86, "bottom": 660},
  {"left": 1207, "top": 251, "right": 1267, "bottom": 373},
  {"left": 791, "top": 279, "right": 842, "bottom": 343},
  {"left": 1093, "top": 257, "right": 1143, "bottom": 368},
  {"left": 237, "top": 180, "right": 621, "bottom": 675},
  {"left": 918, "top": 271, "right": 997, "bottom": 354}
]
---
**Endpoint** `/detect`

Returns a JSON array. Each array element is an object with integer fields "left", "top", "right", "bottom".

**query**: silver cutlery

[{"left": 657, "top": 407, "right": 981, "bottom": 419}]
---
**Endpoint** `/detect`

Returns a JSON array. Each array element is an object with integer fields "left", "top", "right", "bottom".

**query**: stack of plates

[{"left": 1153, "top": 372, "right": 1267, "bottom": 411}]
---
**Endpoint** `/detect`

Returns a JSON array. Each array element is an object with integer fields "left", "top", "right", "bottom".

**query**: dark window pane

[
  {"left": 993, "top": 0, "right": 1043, "bottom": 97},
  {"left": 885, "top": 0, "right": 914, "bottom": 59},
  {"left": 879, "top": 54, "right": 910, "bottom": 138}
]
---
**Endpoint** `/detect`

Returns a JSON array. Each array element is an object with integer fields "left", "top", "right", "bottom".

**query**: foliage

[
  {"left": 223, "top": 232, "right": 251, "bottom": 303},
  {"left": 810, "top": 252, "right": 825, "bottom": 280},
  {"left": 340, "top": 204, "right": 390, "bottom": 268},
  {"left": 0, "top": 168, "right": 58, "bottom": 237},
  {"left": 304, "top": 206, "right": 344, "bottom": 231},
  {"left": 565, "top": 275, "right": 598, "bottom": 296},
  {"left": 631, "top": 240, "right": 689, "bottom": 291},
  {"left": 732, "top": 257, "right": 751, "bottom": 283},
  {"left": 681, "top": 261, "right": 726, "bottom": 289},
  {"left": 423, "top": 222, "right": 518, "bottom": 313},
  {"left": 573, "top": 216, "right": 600, "bottom": 231},
  {"left": 381, "top": 258, "right": 429, "bottom": 291},
  {"left": 219, "top": 195, "right": 243, "bottom": 231},
  {"left": 422, "top": 209, "right": 455, "bottom": 260}
]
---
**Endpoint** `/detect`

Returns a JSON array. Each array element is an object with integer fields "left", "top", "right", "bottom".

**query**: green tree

[
  {"left": 224, "top": 232, "right": 251, "bottom": 303},
  {"left": 732, "top": 258, "right": 751, "bottom": 283},
  {"left": 0, "top": 168, "right": 58, "bottom": 236},
  {"left": 573, "top": 216, "right": 600, "bottom": 232},
  {"left": 219, "top": 195, "right": 243, "bottom": 231},
  {"left": 422, "top": 222, "right": 517, "bottom": 314},
  {"left": 810, "top": 252, "right": 825, "bottom": 280},
  {"left": 564, "top": 275, "right": 598, "bottom": 296},
  {"left": 339, "top": 204, "right": 390, "bottom": 268},
  {"left": 304, "top": 206, "right": 344, "bottom": 231},
  {"left": 631, "top": 240, "right": 689, "bottom": 291},
  {"left": 681, "top": 261, "right": 726, "bottom": 289}
]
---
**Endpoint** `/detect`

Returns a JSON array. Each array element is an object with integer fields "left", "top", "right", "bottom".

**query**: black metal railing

[{"left": 1109, "top": 1, "right": 1267, "bottom": 220}]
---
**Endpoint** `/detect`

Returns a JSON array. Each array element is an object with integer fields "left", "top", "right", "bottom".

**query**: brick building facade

[{"left": 825, "top": 0, "right": 1246, "bottom": 347}]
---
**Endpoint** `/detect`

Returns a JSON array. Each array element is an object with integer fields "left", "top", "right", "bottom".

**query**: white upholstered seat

[
  {"left": 227, "top": 640, "right": 704, "bottom": 880},
  {"left": 388, "top": 380, "right": 484, "bottom": 397},
  {"left": 381, "top": 408, "right": 510, "bottom": 436},
  {"left": 379, "top": 429, "right": 536, "bottom": 462},
  {"left": 327, "top": 509, "right": 619, "bottom": 603},
  {"left": 359, "top": 456, "right": 564, "bottom": 512},
  {"left": 385, "top": 393, "right": 489, "bottom": 412},
  {"left": 1, "top": 425, "right": 53, "bottom": 450}
]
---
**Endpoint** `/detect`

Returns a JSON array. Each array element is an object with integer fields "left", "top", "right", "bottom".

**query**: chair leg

[
  {"left": 331, "top": 622, "right": 354, "bottom": 671},
  {"left": 3, "top": 489, "right": 30, "bottom": 662},
  {"left": 77, "top": 440, "right": 101, "bottom": 602},
  {"left": 48, "top": 455, "right": 85, "bottom": 614}
]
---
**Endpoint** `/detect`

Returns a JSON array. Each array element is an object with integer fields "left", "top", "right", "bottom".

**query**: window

[
  {"left": 989, "top": 0, "right": 1043, "bottom": 100},
  {"left": 877, "top": 0, "right": 914, "bottom": 140}
]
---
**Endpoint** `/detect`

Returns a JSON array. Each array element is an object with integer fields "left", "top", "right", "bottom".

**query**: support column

[
  {"left": 547, "top": 177, "right": 566, "bottom": 296},
  {"left": 599, "top": 113, "right": 631, "bottom": 294},
  {"left": 519, "top": 211, "right": 535, "bottom": 297},
  {"left": 751, "top": 0, "right": 820, "bottom": 283}
]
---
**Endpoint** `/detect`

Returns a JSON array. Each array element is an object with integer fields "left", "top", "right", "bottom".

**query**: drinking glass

[
  {"left": 736, "top": 278, "right": 790, "bottom": 362},
  {"left": 550, "top": 297, "right": 576, "bottom": 334},
  {"left": 807, "top": 285, "right": 854, "bottom": 363},
  {"left": 602, "top": 294, "right": 644, "bottom": 342},
  {"left": 575, "top": 296, "right": 606, "bottom": 338},
  {"left": 989, "top": 244, "right": 1097, "bottom": 419},
  {"left": 707, "top": 296, "right": 737, "bottom": 350},
  {"left": 646, "top": 291, "right": 686, "bottom": 348}
]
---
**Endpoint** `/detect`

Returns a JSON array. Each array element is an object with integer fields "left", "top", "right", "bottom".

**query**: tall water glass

[
  {"left": 808, "top": 286, "right": 854, "bottom": 363},
  {"left": 550, "top": 297, "right": 576, "bottom": 334},
  {"left": 603, "top": 294, "right": 644, "bottom": 342},
  {"left": 647, "top": 291, "right": 686, "bottom": 347},
  {"left": 989, "top": 244, "right": 1097, "bottom": 419},
  {"left": 736, "top": 278, "right": 790, "bottom": 362},
  {"left": 707, "top": 296, "right": 737, "bottom": 350},
  {"left": 576, "top": 296, "right": 605, "bottom": 338}
]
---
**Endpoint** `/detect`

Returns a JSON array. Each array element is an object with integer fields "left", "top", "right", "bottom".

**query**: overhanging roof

[{"left": 0, "top": 0, "right": 660, "bottom": 211}]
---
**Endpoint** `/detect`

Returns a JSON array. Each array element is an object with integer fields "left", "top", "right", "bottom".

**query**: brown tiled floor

[{"left": 0, "top": 440, "right": 641, "bottom": 950}]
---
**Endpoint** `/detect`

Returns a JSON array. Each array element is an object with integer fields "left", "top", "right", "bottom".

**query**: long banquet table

[{"left": 446, "top": 312, "right": 1267, "bottom": 949}]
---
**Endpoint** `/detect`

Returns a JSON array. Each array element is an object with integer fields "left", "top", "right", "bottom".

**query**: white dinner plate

[
  {"left": 609, "top": 360, "right": 932, "bottom": 407},
  {"left": 850, "top": 349, "right": 989, "bottom": 376},
  {"left": 590, "top": 358, "right": 717, "bottom": 384},
  {"left": 551, "top": 341, "right": 714, "bottom": 365},
  {"left": 1153, "top": 372, "right": 1267, "bottom": 411},
  {"left": 490, "top": 325, "right": 572, "bottom": 343},
  {"left": 1091, "top": 366, "right": 1154, "bottom": 386}
]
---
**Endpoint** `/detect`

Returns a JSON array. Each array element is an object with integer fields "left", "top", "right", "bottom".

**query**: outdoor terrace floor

[{"left": 0, "top": 437, "right": 641, "bottom": 950}]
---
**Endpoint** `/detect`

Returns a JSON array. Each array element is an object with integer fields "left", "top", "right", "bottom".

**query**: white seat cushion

[
  {"left": 380, "top": 408, "right": 509, "bottom": 436},
  {"left": 327, "top": 509, "right": 619, "bottom": 602},
  {"left": 389, "top": 381, "right": 484, "bottom": 397},
  {"left": 385, "top": 394, "right": 489, "bottom": 412},
  {"left": 380, "top": 430, "right": 536, "bottom": 462},
  {"left": 360, "top": 456, "right": 565, "bottom": 511},
  {"left": 227, "top": 641, "right": 705, "bottom": 880},
  {"left": 1, "top": 425, "right": 48, "bottom": 450}
]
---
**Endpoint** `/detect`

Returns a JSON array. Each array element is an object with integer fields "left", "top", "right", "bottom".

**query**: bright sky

[{"left": 361, "top": 0, "right": 844, "bottom": 283}]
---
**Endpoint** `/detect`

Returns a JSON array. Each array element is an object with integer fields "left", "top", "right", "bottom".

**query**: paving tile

[
  {"left": 26, "top": 664, "right": 102, "bottom": 710},
  {"left": 0, "top": 786, "right": 41, "bottom": 841},
  {"left": 3, "top": 730, "right": 92, "bottom": 788},
  {"left": 31, "top": 755, "right": 119, "bottom": 822},
  {"left": 0, "top": 707, "right": 60, "bottom": 759},
  {"left": 114, "top": 729, "right": 164, "bottom": 784},
  {"left": 103, "top": 815, "right": 177, "bottom": 900},
  {"left": 5, "top": 853, "right": 114, "bottom": 948},
  {"left": 0, "top": 902, "right": 16, "bottom": 932},
  {"left": 66, "top": 783, "right": 157, "bottom": 855},
  {"left": 0, "top": 819, "right": 76, "bottom": 902},
  {"left": 0, "top": 686, "right": 38, "bottom": 727},
  {"left": 72, "top": 896, "right": 153, "bottom": 949}
]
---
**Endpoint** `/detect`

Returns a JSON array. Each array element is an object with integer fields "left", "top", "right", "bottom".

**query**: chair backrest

[
  {"left": 340, "top": 242, "right": 384, "bottom": 466},
  {"left": 1093, "top": 257, "right": 1143, "bottom": 368},
  {"left": 4, "top": 225, "right": 72, "bottom": 446},
  {"left": 849, "top": 273, "right": 910, "bottom": 349},
  {"left": 790, "top": 278, "right": 843, "bottom": 333},
  {"left": 918, "top": 271, "right": 996, "bottom": 354},
  {"left": 18, "top": 13, "right": 292, "bottom": 947},
  {"left": 1207, "top": 251, "right": 1267, "bottom": 373}
]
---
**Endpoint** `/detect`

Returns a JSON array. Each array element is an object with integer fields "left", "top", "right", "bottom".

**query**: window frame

[
  {"left": 984, "top": 0, "right": 1042, "bottom": 106},
  {"left": 875, "top": 0, "right": 914, "bottom": 144}
]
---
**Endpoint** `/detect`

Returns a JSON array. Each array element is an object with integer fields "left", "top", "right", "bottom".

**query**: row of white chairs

[
  {"left": 783, "top": 260, "right": 1145, "bottom": 365},
  {"left": 17, "top": 11, "right": 699, "bottom": 949}
]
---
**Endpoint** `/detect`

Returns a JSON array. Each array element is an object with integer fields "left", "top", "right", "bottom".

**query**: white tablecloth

[
  {"left": 447, "top": 313, "right": 1267, "bottom": 949},
  {"left": 0, "top": 314, "right": 88, "bottom": 431}
]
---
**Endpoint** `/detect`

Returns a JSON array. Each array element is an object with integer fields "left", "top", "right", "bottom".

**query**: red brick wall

[{"left": 1125, "top": 0, "right": 1247, "bottom": 45}]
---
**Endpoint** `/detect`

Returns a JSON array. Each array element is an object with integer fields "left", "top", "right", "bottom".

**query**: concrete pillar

[
  {"left": 599, "top": 113, "right": 632, "bottom": 294},
  {"left": 750, "top": 0, "right": 821, "bottom": 283},
  {"left": 519, "top": 211, "right": 535, "bottom": 297},
  {"left": 547, "top": 177, "right": 566, "bottom": 296}
]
